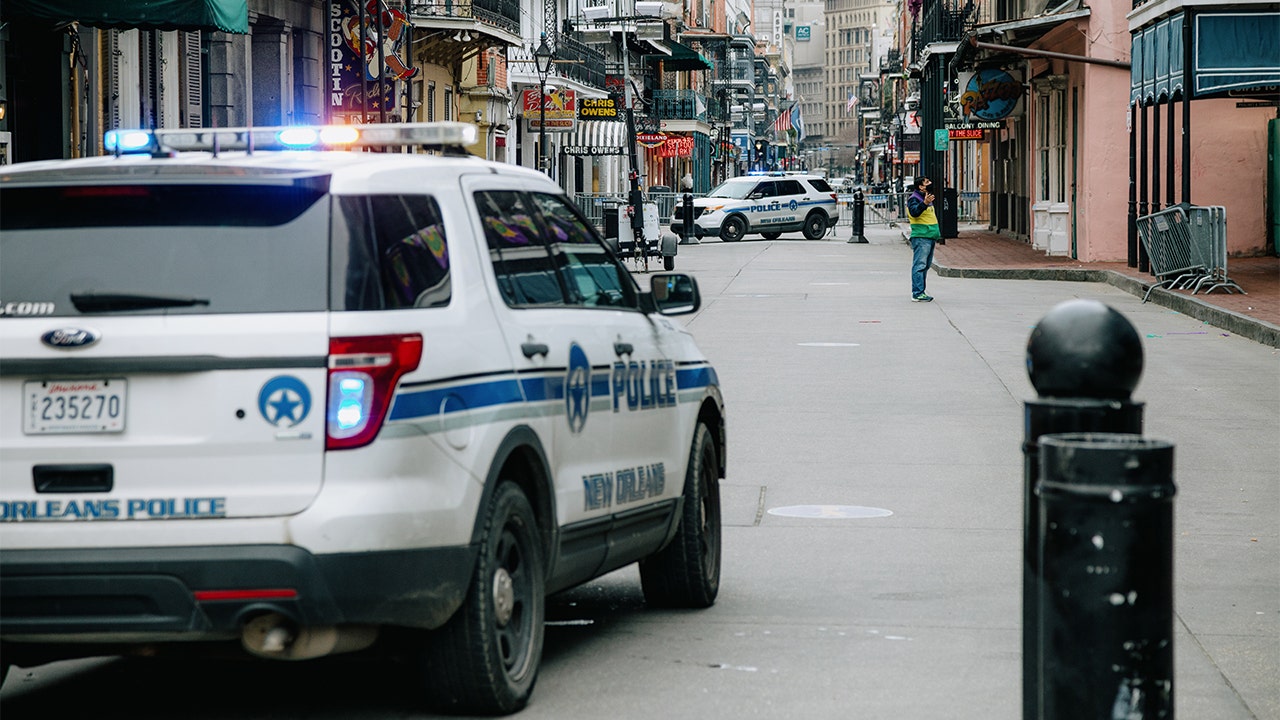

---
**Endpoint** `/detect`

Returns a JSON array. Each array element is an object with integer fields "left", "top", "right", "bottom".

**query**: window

[
  {"left": 333, "top": 195, "right": 451, "bottom": 311},
  {"left": 475, "top": 190, "right": 566, "bottom": 307},
  {"left": 444, "top": 87, "right": 454, "bottom": 122},
  {"left": 1035, "top": 78, "right": 1068, "bottom": 203},
  {"left": 530, "top": 193, "right": 638, "bottom": 309},
  {"left": 427, "top": 80, "right": 437, "bottom": 122},
  {"left": 776, "top": 180, "right": 806, "bottom": 195},
  {"left": 0, "top": 182, "right": 330, "bottom": 316}
]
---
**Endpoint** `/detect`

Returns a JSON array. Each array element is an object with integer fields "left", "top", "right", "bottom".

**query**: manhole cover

[{"left": 767, "top": 505, "right": 893, "bottom": 519}]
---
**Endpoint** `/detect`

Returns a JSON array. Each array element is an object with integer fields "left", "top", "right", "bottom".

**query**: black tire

[
  {"left": 640, "top": 422, "right": 721, "bottom": 608},
  {"left": 802, "top": 212, "right": 828, "bottom": 240},
  {"left": 719, "top": 215, "right": 747, "bottom": 242},
  {"left": 761, "top": 231, "right": 782, "bottom": 240},
  {"left": 664, "top": 255, "right": 675, "bottom": 271},
  {"left": 421, "top": 482, "right": 545, "bottom": 715}
]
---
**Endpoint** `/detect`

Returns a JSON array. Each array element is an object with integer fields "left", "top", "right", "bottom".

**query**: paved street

[{"left": 2, "top": 227, "right": 1276, "bottom": 719}]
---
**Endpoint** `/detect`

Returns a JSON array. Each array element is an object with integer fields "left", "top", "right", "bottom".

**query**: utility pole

[{"left": 621, "top": 16, "right": 645, "bottom": 235}]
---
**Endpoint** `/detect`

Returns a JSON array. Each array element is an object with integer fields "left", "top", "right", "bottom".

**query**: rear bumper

[{"left": 0, "top": 543, "right": 476, "bottom": 642}]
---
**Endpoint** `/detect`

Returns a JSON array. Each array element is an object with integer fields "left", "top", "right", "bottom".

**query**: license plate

[{"left": 24, "top": 379, "right": 127, "bottom": 434}]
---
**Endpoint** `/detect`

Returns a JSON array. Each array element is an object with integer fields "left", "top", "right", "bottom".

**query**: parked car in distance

[{"left": 669, "top": 172, "right": 840, "bottom": 242}]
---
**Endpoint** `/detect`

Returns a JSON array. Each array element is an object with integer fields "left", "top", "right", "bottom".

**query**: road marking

[{"left": 767, "top": 505, "right": 893, "bottom": 519}]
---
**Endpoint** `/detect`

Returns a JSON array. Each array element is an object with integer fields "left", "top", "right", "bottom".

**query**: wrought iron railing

[
  {"left": 554, "top": 32, "right": 607, "bottom": 89},
  {"left": 652, "top": 90, "right": 709, "bottom": 122},
  {"left": 408, "top": 0, "right": 520, "bottom": 36}
]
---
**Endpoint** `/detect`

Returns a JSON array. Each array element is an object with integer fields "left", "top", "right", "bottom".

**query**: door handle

[
  {"left": 614, "top": 341, "right": 634, "bottom": 356},
  {"left": 521, "top": 342, "right": 549, "bottom": 358}
]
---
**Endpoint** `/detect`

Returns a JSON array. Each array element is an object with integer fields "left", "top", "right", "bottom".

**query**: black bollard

[
  {"left": 681, "top": 192, "right": 698, "bottom": 245},
  {"left": 1023, "top": 299, "right": 1145, "bottom": 719},
  {"left": 1038, "top": 433, "right": 1176, "bottom": 720},
  {"left": 848, "top": 189, "right": 868, "bottom": 244}
]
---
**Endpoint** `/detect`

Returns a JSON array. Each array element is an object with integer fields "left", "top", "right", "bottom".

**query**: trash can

[{"left": 940, "top": 187, "right": 959, "bottom": 239}]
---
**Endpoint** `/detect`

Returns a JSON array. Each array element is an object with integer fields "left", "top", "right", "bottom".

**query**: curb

[{"left": 933, "top": 262, "right": 1280, "bottom": 348}]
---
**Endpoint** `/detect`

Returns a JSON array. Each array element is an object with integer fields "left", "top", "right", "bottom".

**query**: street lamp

[{"left": 533, "top": 33, "right": 554, "bottom": 175}]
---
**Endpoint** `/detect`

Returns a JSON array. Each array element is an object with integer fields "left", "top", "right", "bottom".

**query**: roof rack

[{"left": 104, "top": 122, "right": 479, "bottom": 157}]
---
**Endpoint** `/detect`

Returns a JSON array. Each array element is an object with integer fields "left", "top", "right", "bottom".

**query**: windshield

[
  {"left": 706, "top": 180, "right": 758, "bottom": 200},
  {"left": 0, "top": 183, "right": 331, "bottom": 317}
]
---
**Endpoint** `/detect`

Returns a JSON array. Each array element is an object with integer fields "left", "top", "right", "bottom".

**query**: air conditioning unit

[
  {"left": 582, "top": 5, "right": 610, "bottom": 22},
  {"left": 635, "top": 1, "right": 676, "bottom": 18}
]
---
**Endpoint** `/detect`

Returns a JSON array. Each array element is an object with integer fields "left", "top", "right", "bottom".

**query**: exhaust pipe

[{"left": 240, "top": 613, "right": 378, "bottom": 660}]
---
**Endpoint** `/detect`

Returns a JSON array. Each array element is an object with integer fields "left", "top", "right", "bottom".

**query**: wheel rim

[
  {"left": 725, "top": 219, "right": 743, "bottom": 241},
  {"left": 492, "top": 525, "right": 534, "bottom": 677}
]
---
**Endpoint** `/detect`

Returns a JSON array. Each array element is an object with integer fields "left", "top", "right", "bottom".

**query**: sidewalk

[{"left": 896, "top": 223, "right": 1280, "bottom": 347}]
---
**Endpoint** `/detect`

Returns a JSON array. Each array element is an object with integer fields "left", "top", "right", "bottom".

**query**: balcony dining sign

[{"left": 328, "top": 0, "right": 419, "bottom": 124}]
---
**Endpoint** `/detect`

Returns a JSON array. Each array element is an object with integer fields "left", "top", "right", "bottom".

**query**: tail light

[{"left": 326, "top": 334, "right": 423, "bottom": 451}]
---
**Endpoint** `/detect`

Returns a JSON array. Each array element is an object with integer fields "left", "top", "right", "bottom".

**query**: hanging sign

[
  {"left": 578, "top": 98, "right": 621, "bottom": 121},
  {"left": 956, "top": 69, "right": 1025, "bottom": 121},
  {"left": 637, "top": 133, "right": 667, "bottom": 148},
  {"left": 523, "top": 88, "right": 577, "bottom": 131}
]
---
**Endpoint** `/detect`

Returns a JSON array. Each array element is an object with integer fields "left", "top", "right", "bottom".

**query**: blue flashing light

[
  {"left": 105, "top": 130, "right": 154, "bottom": 153},
  {"left": 277, "top": 127, "right": 321, "bottom": 149}
]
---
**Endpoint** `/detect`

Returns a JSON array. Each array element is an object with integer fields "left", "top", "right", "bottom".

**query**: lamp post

[{"left": 534, "top": 33, "right": 554, "bottom": 175}]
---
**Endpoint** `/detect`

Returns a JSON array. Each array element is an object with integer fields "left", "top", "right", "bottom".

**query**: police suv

[
  {"left": 0, "top": 123, "right": 725, "bottom": 715},
  {"left": 670, "top": 172, "right": 839, "bottom": 242}
]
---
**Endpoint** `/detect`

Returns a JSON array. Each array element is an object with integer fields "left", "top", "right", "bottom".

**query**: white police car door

[
  {"left": 749, "top": 180, "right": 782, "bottom": 231},
  {"left": 467, "top": 180, "right": 676, "bottom": 526}
]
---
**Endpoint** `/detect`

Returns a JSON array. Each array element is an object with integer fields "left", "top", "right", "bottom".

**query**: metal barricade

[
  {"left": 573, "top": 192, "right": 626, "bottom": 232},
  {"left": 1178, "top": 204, "right": 1245, "bottom": 296},
  {"left": 1134, "top": 206, "right": 1208, "bottom": 302}
]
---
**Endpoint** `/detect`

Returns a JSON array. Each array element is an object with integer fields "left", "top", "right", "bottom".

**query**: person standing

[{"left": 907, "top": 176, "right": 940, "bottom": 302}]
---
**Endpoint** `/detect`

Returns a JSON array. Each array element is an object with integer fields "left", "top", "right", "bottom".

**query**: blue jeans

[{"left": 911, "top": 236, "right": 936, "bottom": 296}]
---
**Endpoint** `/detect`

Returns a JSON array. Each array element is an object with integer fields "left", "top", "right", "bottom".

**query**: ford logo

[{"left": 41, "top": 328, "right": 101, "bottom": 349}]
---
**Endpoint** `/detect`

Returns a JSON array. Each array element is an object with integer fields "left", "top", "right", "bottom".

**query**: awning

[
  {"left": 3, "top": 0, "right": 249, "bottom": 33},
  {"left": 1131, "top": 10, "right": 1280, "bottom": 103},
  {"left": 646, "top": 40, "right": 715, "bottom": 72},
  {"left": 562, "top": 120, "right": 628, "bottom": 157}
]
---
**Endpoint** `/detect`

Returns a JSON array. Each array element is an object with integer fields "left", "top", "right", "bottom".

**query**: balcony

[
  {"left": 554, "top": 32, "right": 607, "bottom": 90},
  {"left": 409, "top": 0, "right": 519, "bottom": 35},
  {"left": 408, "top": 0, "right": 522, "bottom": 64},
  {"left": 909, "top": 0, "right": 996, "bottom": 59},
  {"left": 652, "top": 90, "right": 710, "bottom": 122}
]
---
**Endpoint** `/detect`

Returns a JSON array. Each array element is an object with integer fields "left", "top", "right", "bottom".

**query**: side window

[
  {"left": 530, "top": 192, "right": 639, "bottom": 310},
  {"left": 333, "top": 195, "right": 451, "bottom": 311},
  {"left": 778, "top": 180, "right": 805, "bottom": 196},
  {"left": 753, "top": 181, "right": 776, "bottom": 198},
  {"left": 475, "top": 190, "right": 567, "bottom": 307},
  {"left": 807, "top": 178, "right": 834, "bottom": 193}
]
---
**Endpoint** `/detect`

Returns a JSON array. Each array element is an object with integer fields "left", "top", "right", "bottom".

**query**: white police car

[
  {"left": 0, "top": 123, "right": 725, "bottom": 715},
  {"left": 670, "top": 172, "right": 839, "bottom": 242}
]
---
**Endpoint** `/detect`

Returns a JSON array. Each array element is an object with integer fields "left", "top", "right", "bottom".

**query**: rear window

[
  {"left": 0, "top": 182, "right": 331, "bottom": 316},
  {"left": 806, "top": 178, "right": 834, "bottom": 193},
  {"left": 331, "top": 195, "right": 451, "bottom": 311}
]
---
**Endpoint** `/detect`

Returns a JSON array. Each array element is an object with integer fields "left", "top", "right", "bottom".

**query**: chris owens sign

[{"left": 578, "top": 98, "right": 620, "bottom": 120}]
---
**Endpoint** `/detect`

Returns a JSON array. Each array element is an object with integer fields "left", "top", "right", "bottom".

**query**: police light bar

[{"left": 104, "top": 122, "right": 478, "bottom": 154}]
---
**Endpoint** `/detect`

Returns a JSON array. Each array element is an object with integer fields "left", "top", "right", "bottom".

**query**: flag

[
  {"left": 771, "top": 107, "right": 793, "bottom": 139},
  {"left": 791, "top": 104, "right": 805, "bottom": 142},
  {"left": 846, "top": 94, "right": 858, "bottom": 112}
]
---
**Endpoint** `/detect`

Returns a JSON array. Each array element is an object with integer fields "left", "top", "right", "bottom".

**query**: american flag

[
  {"left": 846, "top": 93, "right": 858, "bottom": 112},
  {"left": 771, "top": 108, "right": 793, "bottom": 136}
]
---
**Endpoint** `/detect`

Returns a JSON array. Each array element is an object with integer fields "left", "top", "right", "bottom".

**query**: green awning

[
  {"left": 647, "top": 40, "right": 715, "bottom": 72},
  {"left": 3, "top": 0, "right": 249, "bottom": 33}
]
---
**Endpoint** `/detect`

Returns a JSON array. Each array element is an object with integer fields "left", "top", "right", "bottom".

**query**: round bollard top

[{"left": 1027, "top": 299, "right": 1143, "bottom": 399}]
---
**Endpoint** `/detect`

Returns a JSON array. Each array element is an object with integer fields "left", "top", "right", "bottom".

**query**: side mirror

[{"left": 648, "top": 273, "right": 700, "bottom": 315}]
